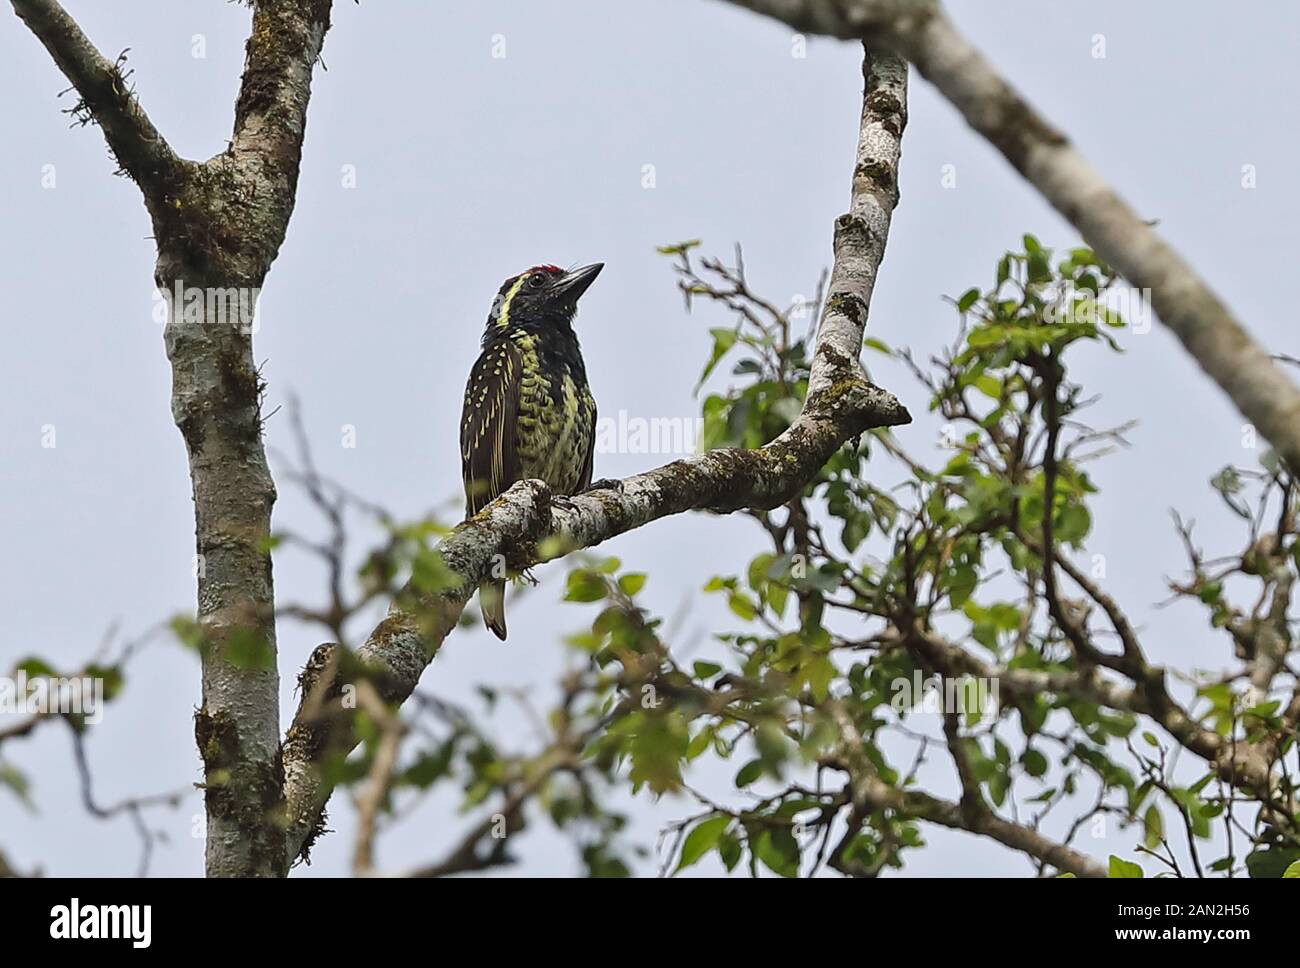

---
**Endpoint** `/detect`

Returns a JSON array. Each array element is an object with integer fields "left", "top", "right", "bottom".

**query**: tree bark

[
  {"left": 11, "top": 0, "right": 334, "bottom": 877},
  {"left": 717, "top": 0, "right": 1300, "bottom": 473}
]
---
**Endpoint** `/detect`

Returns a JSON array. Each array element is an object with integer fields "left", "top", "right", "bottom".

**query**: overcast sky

[{"left": 1, "top": 1, "right": 1296, "bottom": 876}]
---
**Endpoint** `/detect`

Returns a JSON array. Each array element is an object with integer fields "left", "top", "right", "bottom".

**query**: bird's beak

[{"left": 552, "top": 263, "right": 603, "bottom": 302}]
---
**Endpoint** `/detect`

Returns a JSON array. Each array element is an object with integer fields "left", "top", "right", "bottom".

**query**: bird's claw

[
  {"left": 553, "top": 480, "right": 622, "bottom": 514},
  {"left": 551, "top": 493, "right": 579, "bottom": 512}
]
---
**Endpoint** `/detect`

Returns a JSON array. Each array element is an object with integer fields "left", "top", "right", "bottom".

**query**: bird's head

[{"left": 485, "top": 263, "right": 603, "bottom": 335}]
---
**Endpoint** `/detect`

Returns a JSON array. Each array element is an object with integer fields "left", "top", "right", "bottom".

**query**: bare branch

[
  {"left": 398, "top": 745, "right": 577, "bottom": 879},
  {"left": 66, "top": 723, "right": 186, "bottom": 878},
  {"left": 825, "top": 699, "right": 1106, "bottom": 877},
  {"left": 718, "top": 0, "right": 1300, "bottom": 473},
  {"left": 9, "top": 0, "right": 183, "bottom": 212},
  {"left": 350, "top": 682, "right": 407, "bottom": 876}
]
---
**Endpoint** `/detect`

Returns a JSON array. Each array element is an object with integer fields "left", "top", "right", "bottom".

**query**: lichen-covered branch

[
  {"left": 8, "top": 0, "right": 182, "bottom": 216},
  {"left": 13, "top": 0, "right": 336, "bottom": 877},
  {"left": 717, "top": 0, "right": 1300, "bottom": 473},
  {"left": 279, "top": 47, "right": 913, "bottom": 869},
  {"left": 227, "top": 0, "right": 333, "bottom": 269}
]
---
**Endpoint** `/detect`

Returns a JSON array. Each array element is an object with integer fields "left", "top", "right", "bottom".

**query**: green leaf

[
  {"left": 1021, "top": 748, "right": 1048, "bottom": 778},
  {"left": 746, "top": 553, "right": 776, "bottom": 592},
  {"left": 169, "top": 614, "right": 207, "bottom": 653},
  {"left": 657, "top": 239, "right": 701, "bottom": 256},
  {"left": 224, "top": 628, "right": 274, "bottom": 670},
  {"left": 1283, "top": 861, "right": 1300, "bottom": 879},
  {"left": 686, "top": 728, "right": 713, "bottom": 761},
  {"left": 947, "top": 565, "right": 977, "bottom": 608},
  {"left": 1108, "top": 855, "right": 1144, "bottom": 879},
  {"left": 697, "top": 327, "right": 738, "bottom": 392},
  {"left": 718, "top": 832, "right": 742, "bottom": 871},
  {"left": 15, "top": 657, "right": 57, "bottom": 678},
  {"left": 0, "top": 762, "right": 32, "bottom": 807},
  {"left": 972, "top": 374, "right": 1002, "bottom": 399},
  {"left": 84, "top": 664, "right": 125, "bottom": 702},
  {"left": 564, "top": 570, "right": 607, "bottom": 603},
  {"left": 674, "top": 815, "right": 730, "bottom": 874},
  {"left": 765, "top": 582, "right": 789, "bottom": 619},
  {"left": 617, "top": 573, "right": 647, "bottom": 597},
  {"left": 805, "top": 655, "right": 835, "bottom": 704},
  {"left": 1245, "top": 847, "right": 1300, "bottom": 878},
  {"left": 1143, "top": 805, "right": 1163, "bottom": 850},
  {"left": 1055, "top": 503, "right": 1092, "bottom": 544},
  {"left": 727, "top": 591, "right": 758, "bottom": 622},
  {"left": 626, "top": 712, "right": 690, "bottom": 794},
  {"left": 735, "top": 759, "right": 763, "bottom": 787},
  {"left": 753, "top": 828, "right": 800, "bottom": 878}
]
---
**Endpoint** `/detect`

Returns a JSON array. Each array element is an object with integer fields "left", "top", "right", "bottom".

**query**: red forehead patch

[{"left": 526, "top": 264, "right": 563, "bottom": 275}]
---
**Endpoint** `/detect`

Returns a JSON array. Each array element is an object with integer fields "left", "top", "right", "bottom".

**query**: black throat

[{"left": 483, "top": 311, "right": 588, "bottom": 381}]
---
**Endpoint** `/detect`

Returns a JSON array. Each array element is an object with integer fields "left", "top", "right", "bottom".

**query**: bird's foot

[
  {"left": 550, "top": 493, "right": 580, "bottom": 513},
  {"left": 585, "top": 478, "right": 624, "bottom": 495}
]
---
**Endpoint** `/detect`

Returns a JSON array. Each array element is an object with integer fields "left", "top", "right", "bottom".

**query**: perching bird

[{"left": 460, "top": 263, "right": 604, "bottom": 640}]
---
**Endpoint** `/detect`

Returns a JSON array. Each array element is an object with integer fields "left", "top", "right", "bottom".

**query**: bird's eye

[{"left": 529, "top": 273, "right": 548, "bottom": 289}]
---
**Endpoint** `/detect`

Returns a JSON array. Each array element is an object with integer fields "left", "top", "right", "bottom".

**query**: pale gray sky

[{"left": 1, "top": 1, "right": 1296, "bottom": 876}]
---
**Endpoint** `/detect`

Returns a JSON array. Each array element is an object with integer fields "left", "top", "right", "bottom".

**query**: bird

[{"left": 460, "top": 262, "right": 604, "bottom": 640}]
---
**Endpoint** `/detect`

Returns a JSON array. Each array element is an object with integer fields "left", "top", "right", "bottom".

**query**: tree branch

[
  {"left": 226, "top": 0, "right": 333, "bottom": 267},
  {"left": 349, "top": 681, "right": 407, "bottom": 876},
  {"left": 280, "top": 45, "right": 913, "bottom": 870},
  {"left": 904, "top": 626, "right": 1279, "bottom": 800},
  {"left": 826, "top": 699, "right": 1106, "bottom": 877},
  {"left": 9, "top": 0, "right": 183, "bottom": 215},
  {"left": 717, "top": 0, "right": 1300, "bottom": 472},
  {"left": 155, "top": 0, "right": 332, "bottom": 877},
  {"left": 398, "top": 745, "right": 577, "bottom": 879}
]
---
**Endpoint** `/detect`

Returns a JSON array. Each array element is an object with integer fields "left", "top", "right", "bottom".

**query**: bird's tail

[{"left": 479, "top": 580, "right": 508, "bottom": 640}]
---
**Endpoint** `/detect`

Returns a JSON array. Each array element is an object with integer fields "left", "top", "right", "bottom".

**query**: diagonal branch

[
  {"left": 717, "top": 0, "right": 1300, "bottom": 473},
  {"left": 9, "top": 0, "right": 183, "bottom": 214},
  {"left": 279, "top": 46, "right": 913, "bottom": 870}
]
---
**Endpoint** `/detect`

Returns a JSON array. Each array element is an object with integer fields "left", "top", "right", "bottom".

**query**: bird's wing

[
  {"left": 577, "top": 398, "right": 596, "bottom": 493},
  {"left": 461, "top": 340, "right": 522, "bottom": 516}
]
